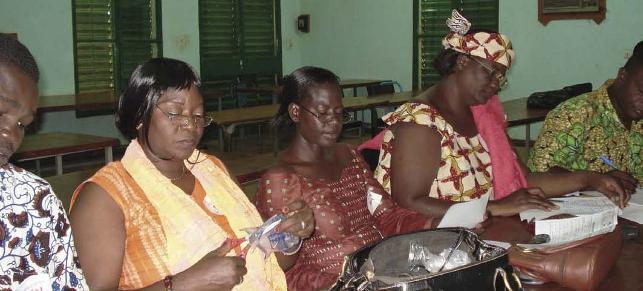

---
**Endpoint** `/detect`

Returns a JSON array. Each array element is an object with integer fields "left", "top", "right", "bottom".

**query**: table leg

[
  {"left": 370, "top": 107, "right": 378, "bottom": 136},
  {"left": 55, "top": 155, "right": 63, "bottom": 176},
  {"left": 218, "top": 127, "right": 225, "bottom": 151},
  {"left": 105, "top": 146, "right": 113, "bottom": 163},
  {"left": 273, "top": 128, "right": 279, "bottom": 156},
  {"left": 218, "top": 98, "right": 222, "bottom": 111},
  {"left": 35, "top": 160, "right": 41, "bottom": 175},
  {"left": 525, "top": 124, "right": 531, "bottom": 154}
]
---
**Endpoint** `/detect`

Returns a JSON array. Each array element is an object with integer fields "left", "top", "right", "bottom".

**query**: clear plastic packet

[
  {"left": 408, "top": 240, "right": 472, "bottom": 273},
  {"left": 244, "top": 213, "right": 302, "bottom": 258}
]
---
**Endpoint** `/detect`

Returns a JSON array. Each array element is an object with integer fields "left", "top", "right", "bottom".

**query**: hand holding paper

[{"left": 437, "top": 194, "right": 490, "bottom": 228}]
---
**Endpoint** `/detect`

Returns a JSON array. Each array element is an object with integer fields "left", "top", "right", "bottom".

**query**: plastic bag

[{"left": 244, "top": 213, "right": 302, "bottom": 258}]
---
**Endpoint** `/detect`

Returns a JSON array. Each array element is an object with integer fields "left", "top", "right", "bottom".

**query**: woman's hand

[
  {"left": 277, "top": 200, "right": 315, "bottom": 239},
  {"left": 473, "top": 211, "right": 492, "bottom": 234},
  {"left": 584, "top": 171, "right": 631, "bottom": 208},
  {"left": 488, "top": 187, "right": 559, "bottom": 217},
  {"left": 174, "top": 240, "right": 248, "bottom": 291}
]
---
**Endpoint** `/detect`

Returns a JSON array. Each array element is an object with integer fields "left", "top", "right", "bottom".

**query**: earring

[{"left": 136, "top": 123, "right": 142, "bottom": 130}]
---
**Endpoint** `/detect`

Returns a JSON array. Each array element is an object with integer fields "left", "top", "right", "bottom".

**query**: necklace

[{"left": 167, "top": 166, "right": 186, "bottom": 181}]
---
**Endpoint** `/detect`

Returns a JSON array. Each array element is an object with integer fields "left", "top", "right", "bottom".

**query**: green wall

[
  {"left": 1, "top": 0, "right": 642, "bottom": 140},
  {"left": 296, "top": 0, "right": 413, "bottom": 92},
  {"left": 500, "top": 0, "right": 643, "bottom": 138}
]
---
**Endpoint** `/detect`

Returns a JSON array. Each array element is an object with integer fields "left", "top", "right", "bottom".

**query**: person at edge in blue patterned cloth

[{"left": 0, "top": 34, "right": 88, "bottom": 289}]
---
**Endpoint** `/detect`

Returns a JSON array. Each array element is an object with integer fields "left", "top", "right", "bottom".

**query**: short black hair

[
  {"left": 624, "top": 40, "right": 643, "bottom": 72},
  {"left": 116, "top": 58, "right": 201, "bottom": 144},
  {"left": 274, "top": 66, "right": 340, "bottom": 129},
  {"left": 0, "top": 33, "right": 39, "bottom": 82}
]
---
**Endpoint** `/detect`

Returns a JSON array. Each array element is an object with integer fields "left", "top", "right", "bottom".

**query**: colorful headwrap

[{"left": 442, "top": 10, "right": 515, "bottom": 68}]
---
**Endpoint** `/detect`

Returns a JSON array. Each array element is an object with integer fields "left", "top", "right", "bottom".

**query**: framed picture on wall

[{"left": 538, "top": 0, "right": 606, "bottom": 25}]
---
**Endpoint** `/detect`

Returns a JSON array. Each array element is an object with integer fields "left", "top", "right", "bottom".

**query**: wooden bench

[{"left": 13, "top": 132, "right": 120, "bottom": 176}]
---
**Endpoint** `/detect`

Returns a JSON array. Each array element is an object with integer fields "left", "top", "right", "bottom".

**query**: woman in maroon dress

[{"left": 254, "top": 66, "right": 435, "bottom": 290}]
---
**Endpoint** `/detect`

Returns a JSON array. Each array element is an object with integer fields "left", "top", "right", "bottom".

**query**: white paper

[
  {"left": 615, "top": 187, "right": 643, "bottom": 223},
  {"left": 519, "top": 195, "right": 619, "bottom": 222},
  {"left": 531, "top": 209, "right": 618, "bottom": 245},
  {"left": 627, "top": 187, "right": 643, "bottom": 206},
  {"left": 366, "top": 188, "right": 382, "bottom": 215},
  {"left": 437, "top": 193, "right": 489, "bottom": 228}
]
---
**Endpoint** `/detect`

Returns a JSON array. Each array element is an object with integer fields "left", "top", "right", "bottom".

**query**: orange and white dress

[
  {"left": 374, "top": 102, "right": 493, "bottom": 202},
  {"left": 70, "top": 140, "right": 286, "bottom": 290}
]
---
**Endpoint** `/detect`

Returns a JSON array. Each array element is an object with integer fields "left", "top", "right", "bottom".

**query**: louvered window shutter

[
  {"left": 74, "top": 0, "right": 115, "bottom": 94},
  {"left": 414, "top": 0, "right": 498, "bottom": 90},
  {"left": 199, "top": 0, "right": 281, "bottom": 91},
  {"left": 116, "top": 0, "right": 161, "bottom": 91},
  {"left": 73, "top": 0, "right": 161, "bottom": 97}
]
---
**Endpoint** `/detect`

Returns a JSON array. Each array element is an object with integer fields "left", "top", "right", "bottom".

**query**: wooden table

[
  {"left": 341, "top": 79, "right": 386, "bottom": 96},
  {"left": 38, "top": 91, "right": 119, "bottom": 112},
  {"left": 482, "top": 216, "right": 643, "bottom": 290},
  {"left": 228, "top": 79, "right": 387, "bottom": 105},
  {"left": 502, "top": 97, "right": 551, "bottom": 153},
  {"left": 202, "top": 89, "right": 227, "bottom": 111},
  {"left": 13, "top": 132, "right": 120, "bottom": 176},
  {"left": 208, "top": 93, "right": 405, "bottom": 151}
]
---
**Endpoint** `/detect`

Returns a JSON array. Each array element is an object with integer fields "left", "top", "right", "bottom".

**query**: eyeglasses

[
  {"left": 155, "top": 104, "right": 213, "bottom": 128},
  {"left": 295, "top": 103, "right": 353, "bottom": 123},
  {"left": 468, "top": 56, "right": 508, "bottom": 89}
]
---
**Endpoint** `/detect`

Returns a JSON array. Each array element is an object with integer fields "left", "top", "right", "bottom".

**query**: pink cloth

[
  {"left": 361, "top": 96, "right": 527, "bottom": 200},
  {"left": 470, "top": 95, "right": 528, "bottom": 200},
  {"left": 357, "top": 130, "right": 386, "bottom": 151}
]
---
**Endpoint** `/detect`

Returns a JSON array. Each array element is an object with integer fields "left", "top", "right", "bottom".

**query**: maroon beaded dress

[{"left": 255, "top": 146, "right": 433, "bottom": 291}]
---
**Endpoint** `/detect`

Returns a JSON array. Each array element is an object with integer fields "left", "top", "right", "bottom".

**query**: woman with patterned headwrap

[{"left": 371, "top": 10, "right": 629, "bottom": 218}]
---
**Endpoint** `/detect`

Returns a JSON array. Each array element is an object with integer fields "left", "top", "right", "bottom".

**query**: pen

[{"left": 599, "top": 155, "right": 619, "bottom": 171}]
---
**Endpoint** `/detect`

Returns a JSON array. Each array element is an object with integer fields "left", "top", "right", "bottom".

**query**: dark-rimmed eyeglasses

[
  {"left": 155, "top": 104, "right": 213, "bottom": 128},
  {"left": 468, "top": 56, "right": 508, "bottom": 89},
  {"left": 295, "top": 103, "right": 353, "bottom": 123}
]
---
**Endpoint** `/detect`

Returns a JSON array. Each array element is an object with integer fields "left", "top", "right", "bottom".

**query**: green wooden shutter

[
  {"left": 199, "top": 0, "right": 242, "bottom": 85},
  {"left": 74, "top": 0, "right": 161, "bottom": 95},
  {"left": 199, "top": 0, "right": 281, "bottom": 90},
  {"left": 458, "top": 0, "right": 499, "bottom": 31},
  {"left": 414, "top": 0, "right": 498, "bottom": 90},
  {"left": 239, "top": 0, "right": 281, "bottom": 76},
  {"left": 115, "top": 0, "right": 161, "bottom": 90},
  {"left": 73, "top": 0, "right": 115, "bottom": 93}
]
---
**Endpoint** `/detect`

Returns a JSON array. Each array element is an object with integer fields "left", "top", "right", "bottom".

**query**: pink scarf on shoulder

[
  {"left": 470, "top": 95, "right": 528, "bottom": 200},
  {"left": 358, "top": 96, "right": 527, "bottom": 200}
]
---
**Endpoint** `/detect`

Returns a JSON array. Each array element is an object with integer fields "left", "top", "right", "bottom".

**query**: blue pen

[{"left": 599, "top": 155, "right": 619, "bottom": 171}]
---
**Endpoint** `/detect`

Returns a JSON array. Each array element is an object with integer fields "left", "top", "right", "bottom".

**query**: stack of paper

[
  {"left": 519, "top": 195, "right": 620, "bottom": 222},
  {"left": 620, "top": 187, "right": 643, "bottom": 224},
  {"left": 518, "top": 195, "right": 619, "bottom": 248}
]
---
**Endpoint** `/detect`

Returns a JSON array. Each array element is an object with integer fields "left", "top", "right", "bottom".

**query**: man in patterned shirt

[
  {"left": 529, "top": 41, "right": 642, "bottom": 190},
  {"left": 0, "top": 34, "right": 87, "bottom": 290}
]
